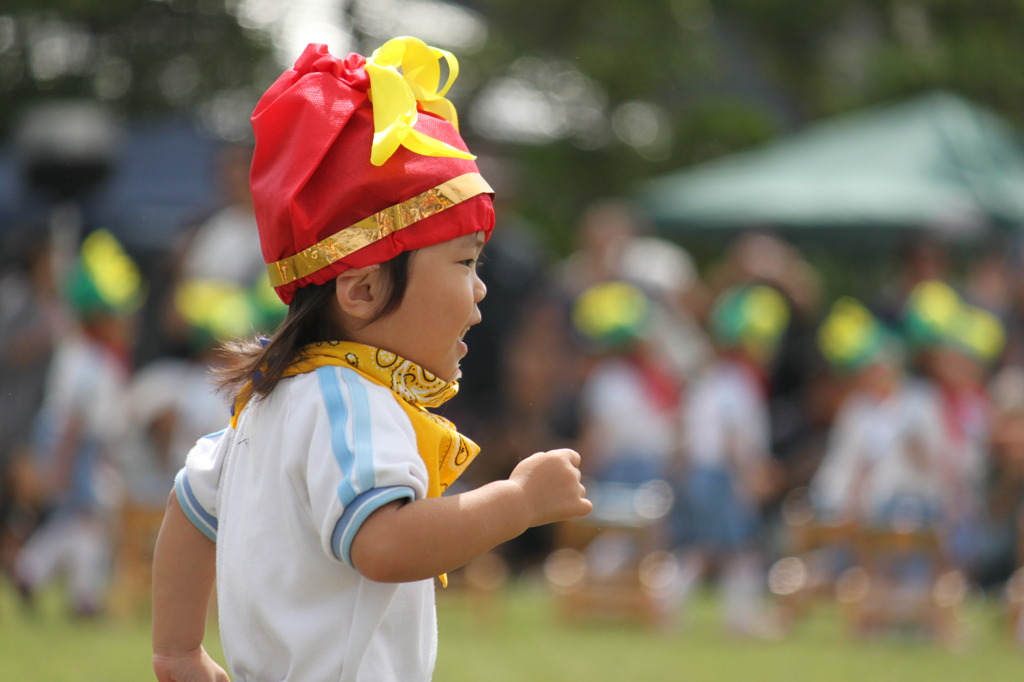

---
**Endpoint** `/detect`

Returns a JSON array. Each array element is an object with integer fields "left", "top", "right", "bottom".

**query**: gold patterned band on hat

[{"left": 267, "top": 172, "right": 493, "bottom": 289}]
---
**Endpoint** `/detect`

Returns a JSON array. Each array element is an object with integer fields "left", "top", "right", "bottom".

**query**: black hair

[{"left": 215, "top": 250, "right": 412, "bottom": 399}]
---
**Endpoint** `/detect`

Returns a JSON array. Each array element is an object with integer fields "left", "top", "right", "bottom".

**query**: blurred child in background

[
  {"left": 573, "top": 281, "right": 682, "bottom": 487},
  {"left": 14, "top": 230, "right": 141, "bottom": 617},
  {"left": 972, "top": 366, "right": 1024, "bottom": 590},
  {"left": 812, "top": 296, "right": 955, "bottom": 530},
  {"left": 117, "top": 278, "right": 282, "bottom": 508},
  {"left": 0, "top": 229, "right": 68, "bottom": 576},
  {"left": 568, "top": 281, "right": 681, "bottom": 586},
  {"left": 902, "top": 281, "right": 1004, "bottom": 566},
  {"left": 672, "top": 284, "right": 789, "bottom": 637}
]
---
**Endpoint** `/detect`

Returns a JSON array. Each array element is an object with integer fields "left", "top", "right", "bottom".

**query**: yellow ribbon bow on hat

[{"left": 364, "top": 36, "right": 476, "bottom": 166}]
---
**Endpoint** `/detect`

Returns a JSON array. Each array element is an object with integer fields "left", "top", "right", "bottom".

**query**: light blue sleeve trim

[
  {"left": 202, "top": 427, "right": 227, "bottom": 440},
  {"left": 340, "top": 368, "right": 376, "bottom": 494},
  {"left": 332, "top": 485, "right": 415, "bottom": 568},
  {"left": 174, "top": 469, "right": 218, "bottom": 542},
  {"left": 317, "top": 366, "right": 377, "bottom": 508}
]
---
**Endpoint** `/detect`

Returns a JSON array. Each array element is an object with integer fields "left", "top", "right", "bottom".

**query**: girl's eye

[{"left": 462, "top": 250, "right": 485, "bottom": 270}]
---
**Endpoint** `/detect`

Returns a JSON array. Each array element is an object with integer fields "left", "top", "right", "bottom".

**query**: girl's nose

[{"left": 473, "top": 272, "right": 487, "bottom": 303}]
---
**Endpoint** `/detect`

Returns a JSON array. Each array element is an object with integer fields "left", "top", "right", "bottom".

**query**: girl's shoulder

[{"left": 260, "top": 365, "right": 414, "bottom": 433}]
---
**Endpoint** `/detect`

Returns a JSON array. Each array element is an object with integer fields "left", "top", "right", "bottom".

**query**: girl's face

[{"left": 370, "top": 231, "right": 487, "bottom": 381}]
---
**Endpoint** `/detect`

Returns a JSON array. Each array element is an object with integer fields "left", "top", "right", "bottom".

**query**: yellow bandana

[{"left": 231, "top": 341, "right": 480, "bottom": 498}]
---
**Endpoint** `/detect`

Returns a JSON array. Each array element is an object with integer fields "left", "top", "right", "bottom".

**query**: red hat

[{"left": 251, "top": 38, "right": 494, "bottom": 304}]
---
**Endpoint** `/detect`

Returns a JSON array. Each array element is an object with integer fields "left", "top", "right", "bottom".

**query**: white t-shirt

[
  {"left": 684, "top": 360, "right": 770, "bottom": 470},
  {"left": 117, "top": 358, "right": 230, "bottom": 506},
  {"left": 39, "top": 332, "right": 126, "bottom": 444},
  {"left": 177, "top": 366, "right": 436, "bottom": 682},
  {"left": 811, "top": 380, "right": 948, "bottom": 519},
  {"left": 34, "top": 332, "right": 127, "bottom": 510},
  {"left": 580, "top": 357, "right": 677, "bottom": 472}
]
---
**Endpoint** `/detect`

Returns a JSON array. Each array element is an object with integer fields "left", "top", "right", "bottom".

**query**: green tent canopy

[{"left": 638, "top": 92, "right": 1024, "bottom": 238}]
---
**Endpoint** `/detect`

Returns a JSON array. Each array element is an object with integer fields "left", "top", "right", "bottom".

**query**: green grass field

[{"left": 2, "top": 578, "right": 1023, "bottom": 681}]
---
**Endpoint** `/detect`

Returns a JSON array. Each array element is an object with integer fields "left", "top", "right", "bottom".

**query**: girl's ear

[{"left": 334, "top": 264, "right": 382, "bottom": 321}]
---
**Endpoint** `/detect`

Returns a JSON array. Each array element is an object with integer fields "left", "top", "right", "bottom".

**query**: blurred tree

[
  {"left": 717, "top": 0, "right": 1024, "bottom": 119},
  {"left": 5, "top": 0, "right": 1024, "bottom": 253},
  {"left": 451, "top": 0, "right": 791, "bottom": 251},
  {"left": 452, "top": 0, "right": 1024, "bottom": 252},
  {"left": 0, "top": 0, "right": 276, "bottom": 140}
]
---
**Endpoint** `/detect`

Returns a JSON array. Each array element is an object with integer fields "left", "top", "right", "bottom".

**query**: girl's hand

[
  {"left": 509, "top": 448, "right": 592, "bottom": 527},
  {"left": 153, "top": 646, "right": 229, "bottom": 682}
]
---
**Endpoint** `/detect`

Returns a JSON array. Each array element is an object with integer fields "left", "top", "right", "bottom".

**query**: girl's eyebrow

[{"left": 467, "top": 232, "right": 486, "bottom": 252}]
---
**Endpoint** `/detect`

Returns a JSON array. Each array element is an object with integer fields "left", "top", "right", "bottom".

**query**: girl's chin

[
  {"left": 446, "top": 359, "right": 463, "bottom": 383},
  {"left": 426, "top": 360, "right": 460, "bottom": 383}
]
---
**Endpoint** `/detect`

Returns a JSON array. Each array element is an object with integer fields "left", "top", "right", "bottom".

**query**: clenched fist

[{"left": 509, "top": 448, "right": 592, "bottom": 527}]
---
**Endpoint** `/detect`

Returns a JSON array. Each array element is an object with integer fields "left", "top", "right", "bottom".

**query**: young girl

[
  {"left": 15, "top": 230, "right": 139, "bottom": 617},
  {"left": 150, "top": 38, "right": 592, "bottom": 682},
  {"left": 672, "top": 284, "right": 788, "bottom": 637},
  {"left": 811, "top": 296, "right": 949, "bottom": 526}
]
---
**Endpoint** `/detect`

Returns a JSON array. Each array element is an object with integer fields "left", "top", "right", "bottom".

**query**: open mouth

[{"left": 459, "top": 319, "right": 479, "bottom": 341}]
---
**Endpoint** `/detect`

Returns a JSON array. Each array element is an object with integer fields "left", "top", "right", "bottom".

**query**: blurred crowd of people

[
  {"left": 445, "top": 196, "right": 1024, "bottom": 637},
  {"left": 0, "top": 144, "right": 283, "bottom": 617},
  {"left": 2, "top": 147, "right": 1024, "bottom": 631}
]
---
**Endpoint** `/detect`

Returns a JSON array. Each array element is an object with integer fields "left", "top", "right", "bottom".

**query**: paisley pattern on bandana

[{"left": 363, "top": 347, "right": 458, "bottom": 407}]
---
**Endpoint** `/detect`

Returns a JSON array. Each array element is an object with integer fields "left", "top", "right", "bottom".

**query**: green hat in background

[
  {"left": 903, "top": 280, "right": 1005, "bottom": 364},
  {"left": 67, "top": 229, "right": 144, "bottom": 316},
  {"left": 174, "top": 275, "right": 288, "bottom": 352},
  {"left": 948, "top": 301, "right": 1005, "bottom": 364},
  {"left": 249, "top": 270, "right": 289, "bottom": 334},
  {"left": 710, "top": 284, "right": 790, "bottom": 360},
  {"left": 174, "top": 279, "right": 256, "bottom": 351},
  {"left": 818, "top": 296, "right": 900, "bottom": 372},
  {"left": 571, "top": 280, "right": 651, "bottom": 351},
  {"left": 903, "top": 280, "right": 961, "bottom": 349}
]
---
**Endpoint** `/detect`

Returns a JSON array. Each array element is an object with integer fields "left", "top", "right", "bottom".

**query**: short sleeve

[
  {"left": 175, "top": 428, "right": 230, "bottom": 542},
  {"left": 304, "top": 366, "right": 429, "bottom": 568}
]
